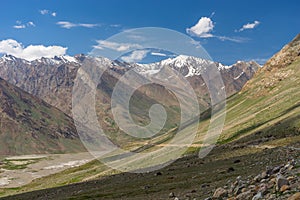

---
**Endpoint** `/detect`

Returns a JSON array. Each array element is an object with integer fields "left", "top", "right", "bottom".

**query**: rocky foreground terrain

[{"left": 210, "top": 158, "right": 300, "bottom": 200}]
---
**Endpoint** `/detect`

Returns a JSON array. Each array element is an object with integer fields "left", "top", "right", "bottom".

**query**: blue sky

[{"left": 0, "top": 0, "right": 299, "bottom": 64}]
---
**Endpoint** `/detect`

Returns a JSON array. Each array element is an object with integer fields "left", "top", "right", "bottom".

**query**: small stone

[
  {"left": 267, "top": 182, "right": 274, "bottom": 189},
  {"left": 241, "top": 188, "right": 247, "bottom": 193},
  {"left": 287, "top": 176, "right": 295, "bottom": 182},
  {"left": 259, "top": 183, "right": 268, "bottom": 195},
  {"left": 260, "top": 179, "right": 267, "bottom": 183},
  {"left": 254, "top": 174, "right": 261, "bottom": 182},
  {"left": 234, "top": 159, "right": 241, "bottom": 164},
  {"left": 213, "top": 187, "right": 228, "bottom": 199},
  {"left": 169, "top": 192, "right": 175, "bottom": 198},
  {"left": 269, "top": 178, "right": 276, "bottom": 185},
  {"left": 272, "top": 166, "right": 282, "bottom": 174},
  {"left": 287, "top": 192, "right": 300, "bottom": 200},
  {"left": 252, "top": 192, "right": 262, "bottom": 200},
  {"left": 234, "top": 185, "right": 245, "bottom": 196},
  {"left": 249, "top": 184, "right": 256, "bottom": 189},
  {"left": 174, "top": 197, "right": 179, "bottom": 200},
  {"left": 155, "top": 172, "right": 162, "bottom": 176},
  {"left": 227, "top": 167, "right": 235, "bottom": 173},
  {"left": 236, "top": 191, "right": 253, "bottom": 200},
  {"left": 261, "top": 171, "right": 268, "bottom": 179},
  {"left": 267, "top": 193, "right": 277, "bottom": 199},
  {"left": 142, "top": 185, "right": 150, "bottom": 190},
  {"left": 277, "top": 175, "right": 289, "bottom": 190},
  {"left": 280, "top": 185, "right": 290, "bottom": 192},
  {"left": 201, "top": 183, "right": 210, "bottom": 188},
  {"left": 227, "top": 198, "right": 235, "bottom": 200}
]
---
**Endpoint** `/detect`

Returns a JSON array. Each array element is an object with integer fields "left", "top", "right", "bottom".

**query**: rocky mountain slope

[
  {"left": 0, "top": 77, "right": 84, "bottom": 155},
  {"left": 0, "top": 55, "right": 81, "bottom": 115},
  {"left": 264, "top": 34, "right": 300, "bottom": 70}
]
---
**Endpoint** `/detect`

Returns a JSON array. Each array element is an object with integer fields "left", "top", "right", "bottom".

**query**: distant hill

[{"left": 0, "top": 77, "right": 85, "bottom": 155}]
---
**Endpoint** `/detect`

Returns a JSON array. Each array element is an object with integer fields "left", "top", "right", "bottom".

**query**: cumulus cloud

[
  {"left": 121, "top": 50, "right": 149, "bottom": 63},
  {"left": 93, "top": 40, "right": 142, "bottom": 52},
  {"left": 13, "top": 21, "right": 35, "bottom": 29},
  {"left": 186, "top": 17, "right": 214, "bottom": 38},
  {"left": 238, "top": 20, "right": 260, "bottom": 32},
  {"left": 186, "top": 16, "right": 248, "bottom": 43},
  {"left": 0, "top": 39, "right": 67, "bottom": 61},
  {"left": 57, "top": 21, "right": 98, "bottom": 29}
]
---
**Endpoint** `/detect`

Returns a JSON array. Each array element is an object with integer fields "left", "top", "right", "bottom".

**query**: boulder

[
  {"left": 288, "top": 192, "right": 300, "bottom": 200},
  {"left": 276, "top": 175, "right": 289, "bottom": 190},
  {"left": 213, "top": 187, "right": 228, "bottom": 199}
]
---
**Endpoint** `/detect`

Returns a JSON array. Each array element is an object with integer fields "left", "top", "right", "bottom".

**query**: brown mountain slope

[{"left": 0, "top": 78, "right": 85, "bottom": 155}]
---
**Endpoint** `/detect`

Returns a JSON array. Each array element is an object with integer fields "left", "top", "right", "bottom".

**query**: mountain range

[
  {"left": 0, "top": 54, "right": 260, "bottom": 153},
  {"left": 0, "top": 54, "right": 260, "bottom": 116}
]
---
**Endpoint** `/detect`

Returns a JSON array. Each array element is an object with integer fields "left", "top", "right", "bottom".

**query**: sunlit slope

[{"left": 216, "top": 34, "right": 300, "bottom": 144}]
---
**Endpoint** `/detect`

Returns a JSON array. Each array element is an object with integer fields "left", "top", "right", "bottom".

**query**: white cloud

[
  {"left": 57, "top": 21, "right": 98, "bottom": 29},
  {"left": 186, "top": 17, "right": 214, "bottom": 38},
  {"left": 27, "top": 21, "right": 35, "bottom": 27},
  {"left": 238, "top": 20, "right": 260, "bottom": 32},
  {"left": 151, "top": 52, "right": 167, "bottom": 57},
  {"left": 121, "top": 50, "right": 149, "bottom": 63},
  {"left": 13, "top": 25, "right": 26, "bottom": 29},
  {"left": 0, "top": 39, "right": 67, "bottom": 61},
  {"left": 56, "top": 21, "right": 76, "bottom": 29},
  {"left": 110, "top": 24, "right": 121, "bottom": 28},
  {"left": 217, "top": 36, "right": 248, "bottom": 43},
  {"left": 13, "top": 21, "right": 35, "bottom": 29},
  {"left": 186, "top": 16, "right": 248, "bottom": 43},
  {"left": 78, "top": 23, "right": 98, "bottom": 28},
  {"left": 39, "top": 9, "right": 56, "bottom": 17},
  {"left": 39, "top": 9, "right": 49, "bottom": 15},
  {"left": 93, "top": 40, "right": 142, "bottom": 52}
]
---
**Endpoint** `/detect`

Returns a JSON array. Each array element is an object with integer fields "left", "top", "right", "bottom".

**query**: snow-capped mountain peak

[
  {"left": 53, "top": 55, "right": 79, "bottom": 64},
  {"left": 136, "top": 55, "right": 224, "bottom": 77},
  {"left": 0, "top": 54, "right": 81, "bottom": 66}
]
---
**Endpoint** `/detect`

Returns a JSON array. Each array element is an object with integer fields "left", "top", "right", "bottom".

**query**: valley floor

[
  {"left": 0, "top": 138, "right": 299, "bottom": 200},
  {"left": 0, "top": 152, "right": 93, "bottom": 188}
]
